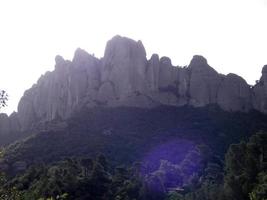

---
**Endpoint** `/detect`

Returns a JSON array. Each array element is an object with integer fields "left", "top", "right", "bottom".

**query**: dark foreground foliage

[
  {"left": 1, "top": 106, "right": 267, "bottom": 199},
  {"left": 1, "top": 132, "right": 267, "bottom": 200},
  {"left": 3, "top": 106, "right": 267, "bottom": 167}
]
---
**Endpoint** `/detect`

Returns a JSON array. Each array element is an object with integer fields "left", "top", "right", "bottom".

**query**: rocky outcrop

[
  {"left": 146, "top": 54, "right": 160, "bottom": 91},
  {"left": 101, "top": 36, "right": 148, "bottom": 98},
  {"left": 0, "top": 114, "right": 11, "bottom": 135},
  {"left": 17, "top": 49, "right": 100, "bottom": 130},
  {"left": 0, "top": 113, "right": 20, "bottom": 135},
  {"left": 217, "top": 74, "right": 252, "bottom": 111},
  {"left": 2, "top": 35, "right": 267, "bottom": 132},
  {"left": 252, "top": 65, "right": 267, "bottom": 112},
  {"left": 188, "top": 56, "right": 223, "bottom": 107}
]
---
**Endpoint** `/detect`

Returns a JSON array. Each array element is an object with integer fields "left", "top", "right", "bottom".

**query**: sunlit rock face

[
  {"left": 13, "top": 35, "right": 267, "bottom": 130},
  {"left": 101, "top": 35, "right": 148, "bottom": 98},
  {"left": 17, "top": 50, "right": 100, "bottom": 130}
]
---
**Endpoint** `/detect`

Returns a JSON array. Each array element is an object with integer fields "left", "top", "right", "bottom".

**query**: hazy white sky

[{"left": 0, "top": 0, "right": 267, "bottom": 114}]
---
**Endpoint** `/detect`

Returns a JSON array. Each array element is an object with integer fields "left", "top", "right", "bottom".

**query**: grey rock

[
  {"left": 217, "top": 73, "right": 251, "bottom": 111},
  {"left": 176, "top": 67, "right": 190, "bottom": 105},
  {"left": 252, "top": 65, "right": 267, "bottom": 113},
  {"left": 158, "top": 57, "right": 179, "bottom": 90},
  {"left": 149, "top": 92, "right": 179, "bottom": 106},
  {"left": 0, "top": 113, "right": 10, "bottom": 135},
  {"left": 8, "top": 36, "right": 267, "bottom": 133},
  {"left": 101, "top": 35, "right": 148, "bottom": 98},
  {"left": 97, "top": 81, "right": 117, "bottom": 105},
  {"left": 115, "top": 93, "right": 158, "bottom": 108},
  {"left": 188, "top": 55, "right": 222, "bottom": 106},
  {"left": 146, "top": 54, "right": 160, "bottom": 91},
  {"left": 17, "top": 49, "right": 101, "bottom": 130},
  {"left": 0, "top": 112, "right": 21, "bottom": 136}
]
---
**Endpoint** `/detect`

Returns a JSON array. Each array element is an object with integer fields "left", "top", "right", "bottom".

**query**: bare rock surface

[
  {"left": 252, "top": 65, "right": 267, "bottom": 113},
  {"left": 2, "top": 35, "right": 267, "bottom": 132},
  {"left": 217, "top": 73, "right": 251, "bottom": 111}
]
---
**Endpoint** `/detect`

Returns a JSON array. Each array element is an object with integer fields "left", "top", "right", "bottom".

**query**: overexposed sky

[{"left": 0, "top": 0, "right": 267, "bottom": 114}]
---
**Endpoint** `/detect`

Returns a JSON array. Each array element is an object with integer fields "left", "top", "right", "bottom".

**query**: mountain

[
  {"left": 1, "top": 36, "right": 267, "bottom": 199},
  {"left": 1, "top": 35, "right": 267, "bottom": 136}
]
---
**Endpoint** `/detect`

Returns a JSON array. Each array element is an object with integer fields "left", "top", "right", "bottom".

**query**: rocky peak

[
  {"left": 262, "top": 65, "right": 267, "bottom": 74},
  {"left": 217, "top": 73, "right": 251, "bottom": 111},
  {"left": 55, "top": 55, "right": 67, "bottom": 71},
  {"left": 101, "top": 35, "right": 148, "bottom": 98},
  {"left": 252, "top": 65, "right": 267, "bottom": 112},
  {"left": 5, "top": 36, "right": 267, "bottom": 133},
  {"left": 160, "top": 56, "right": 172, "bottom": 66},
  {"left": 72, "top": 48, "right": 98, "bottom": 68},
  {"left": 55, "top": 55, "right": 65, "bottom": 65},
  {"left": 189, "top": 55, "right": 208, "bottom": 67},
  {"left": 260, "top": 65, "right": 267, "bottom": 83},
  {"left": 188, "top": 55, "right": 218, "bottom": 75},
  {"left": 149, "top": 54, "right": 160, "bottom": 62},
  {"left": 158, "top": 56, "right": 177, "bottom": 89},
  {"left": 188, "top": 55, "right": 221, "bottom": 106},
  {"left": 104, "top": 35, "right": 146, "bottom": 59}
]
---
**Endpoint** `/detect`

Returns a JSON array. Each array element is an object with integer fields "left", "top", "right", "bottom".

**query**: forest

[
  {"left": 0, "top": 132, "right": 266, "bottom": 200},
  {"left": 0, "top": 106, "right": 266, "bottom": 200}
]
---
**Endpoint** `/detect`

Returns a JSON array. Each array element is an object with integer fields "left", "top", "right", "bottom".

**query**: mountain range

[
  {"left": 1, "top": 36, "right": 267, "bottom": 200},
  {"left": 1, "top": 35, "right": 267, "bottom": 137}
]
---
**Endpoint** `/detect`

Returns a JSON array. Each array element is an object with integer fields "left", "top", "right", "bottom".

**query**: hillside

[{"left": 2, "top": 105, "right": 267, "bottom": 173}]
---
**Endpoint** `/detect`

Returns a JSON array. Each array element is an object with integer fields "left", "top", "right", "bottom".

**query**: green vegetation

[
  {"left": 0, "top": 90, "right": 8, "bottom": 109},
  {"left": 1, "top": 132, "right": 266, "bottom": 200},
  {"left": 1, "top": 106, "right": 267, "bottom": 199},
  {"left": 3, "top": 106, "right": 267, "bottom": 166}
]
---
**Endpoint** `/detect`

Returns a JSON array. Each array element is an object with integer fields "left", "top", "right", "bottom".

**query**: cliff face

[
  {"left": 252, "top": 65, "right": 267, "bottom": 113},
  {"left": 5, "top": 35, "right": 267, "bottom": 131}
]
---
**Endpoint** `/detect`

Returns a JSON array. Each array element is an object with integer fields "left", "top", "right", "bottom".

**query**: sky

[{"left": 0, "top": 0, "right": 267, "bottom": 115}]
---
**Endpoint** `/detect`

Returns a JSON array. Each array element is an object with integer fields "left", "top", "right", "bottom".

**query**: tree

[
  {"left": 0, "top": 90, "right": 8, "bottom": 108},
  {"left": 165, "top": 191, "right": 184, "bottom": 200},
  {"left": 249, "top": 172, "right": 267, "bottom": 200},
  {"left": 224, "top": 132, "right": 267, "bottom": 200}
]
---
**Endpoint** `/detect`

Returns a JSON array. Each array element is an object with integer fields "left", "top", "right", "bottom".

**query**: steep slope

[{"left": 2, "top": 105, "right": 267, "bottom": 174}]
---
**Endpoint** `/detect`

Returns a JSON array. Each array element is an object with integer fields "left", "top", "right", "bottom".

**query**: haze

[{"left": 0, "top": 0, "right": 267, "bottom": 114}]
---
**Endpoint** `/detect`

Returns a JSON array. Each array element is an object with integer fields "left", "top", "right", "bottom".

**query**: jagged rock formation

[
  {"left": 217, "top": 73, "right": 252, "bottom": 111},
  {"left": 2, "top": 35, "right": 267, "bottom": 131},
  {"left": 0, "top": 113, "right": 20, "bottom": 135},
  {"left": 252, "top": 65, "right": 267, "bottom": 113}
]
